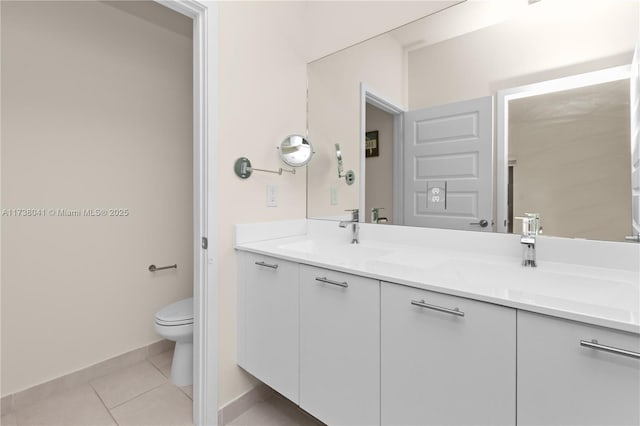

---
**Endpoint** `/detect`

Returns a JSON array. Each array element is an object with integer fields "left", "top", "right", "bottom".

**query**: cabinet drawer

[
  {"left": 381, "top": 282, "right": 516, "bottom": 426},
  {"left": 518, "top": 311, "right": 640, "bottom": 426},
  {"left": 299, "top": 265, "right": 380, "bottom": 426},
  {"left": 237, "top": 252, "right": 299, "bottom": 403}
]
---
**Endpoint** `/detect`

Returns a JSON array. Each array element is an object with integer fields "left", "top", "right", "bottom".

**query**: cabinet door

[
  {"left": 518, "top": 311, "right": 640, "bottom": 426},
  {"left": 237, "top": 252, "right": 299, "bottom": 403},
  {"left": 381, "top": 282, "right": 516, "bottom": 426},
  {"left": 299, "top": 265, "right": 380, "bottom": 426}
]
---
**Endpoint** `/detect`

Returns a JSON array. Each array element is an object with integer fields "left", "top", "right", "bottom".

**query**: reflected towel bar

[{"left": 148, "top": 264, "right": 177, "bottom": 272}]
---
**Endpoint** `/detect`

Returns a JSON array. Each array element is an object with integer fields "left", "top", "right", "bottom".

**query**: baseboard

[
  {"left": 217, "top": 383, "right": 275, "bottom": 425},
  {"left": 0, "top": 339, "right": 174, "bottom": 416}
]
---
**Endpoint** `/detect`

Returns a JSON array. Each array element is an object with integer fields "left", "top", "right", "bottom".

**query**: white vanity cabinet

[
  {"left": 517, "top": 311, "right": 640, "bottom": 426},
  {"left": 380, "top": 282, "right": 516, "bottom": 426},
  {"left": 236, "top": 252, "right": 299, "bottom": 403},
  {"left": 299, "top": 265, "right": 380, "bottom": 426},
  {"left": 236, "top": 230, "right": 639, "bottom": 426}
]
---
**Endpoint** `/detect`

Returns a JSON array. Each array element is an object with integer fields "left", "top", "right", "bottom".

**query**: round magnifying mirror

[{"left": 279, "top": 135, "right": 313, "bottom": 167}]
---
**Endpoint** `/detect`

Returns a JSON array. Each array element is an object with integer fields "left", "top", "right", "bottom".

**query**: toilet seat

[
  {"left": 155, "top": 297, "right": 193, "bottom": 326},
  {"left": 153, "top": 297, "right": 194, "bottom": 386}
]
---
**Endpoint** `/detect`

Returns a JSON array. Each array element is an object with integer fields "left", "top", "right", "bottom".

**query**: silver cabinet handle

[
  {"left": 411, "top": 299, "right": 465, "bottom": 317},
  {"left": 580, "top": 339, "right": 640, "bottom": 359},
  {"left": 255, "top": 261, "right": 278, "bottom": 269},
  {"left": 624, "top": 235, "right": 640, "bottom": 243},
  {"left": 315, "top": 277, "right": 349, "bottom": 288}
]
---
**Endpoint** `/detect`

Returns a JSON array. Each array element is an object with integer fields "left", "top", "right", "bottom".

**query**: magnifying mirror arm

[
  {"left": 234, "top": 157, "right": 297, "bottom": 179},
  {"left": 249, "top": 166, "right": 296, "bottom": 176}
]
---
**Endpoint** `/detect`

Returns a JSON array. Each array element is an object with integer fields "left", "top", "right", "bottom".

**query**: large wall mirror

[{"left": 307, "top": 0, "right": 640, "bottom": 242}]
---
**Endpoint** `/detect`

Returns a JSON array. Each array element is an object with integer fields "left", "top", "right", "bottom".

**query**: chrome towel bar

[{"left": 148, "top": 264, "right": 177, "bottom": 272}]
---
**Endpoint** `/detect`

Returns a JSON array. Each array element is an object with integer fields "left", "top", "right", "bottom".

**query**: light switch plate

[
  {"left": 330, "top": 186, "right": 338, "bottom": 205},
  {"left": 267, "top": 185, "right": 278, "bottom": 207}
]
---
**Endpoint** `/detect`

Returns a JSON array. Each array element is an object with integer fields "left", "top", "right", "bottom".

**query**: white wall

[
  {"left": 216, "top": 1, "right": 308, "bottom": 406},
  {"left": 307, "top": 34, "right": 405, "bottom": 220},
  {"left": 305, "top": 0, "right": 459, "bottom": 62},
  {"left": 1, "top": 1, "right": 193, "bottom": 396}
]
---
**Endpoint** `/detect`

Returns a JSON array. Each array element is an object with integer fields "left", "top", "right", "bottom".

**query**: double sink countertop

[{"left": 235, "top": 219, "right": 640, "bottom": 334}]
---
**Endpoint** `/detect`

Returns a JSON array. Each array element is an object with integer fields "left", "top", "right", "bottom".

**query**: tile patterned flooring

[
  {"left": 0, "top": 348, "right": 322, "bottom": 426},
  {"left": 227, "top": 394, "right": 323, "bottom": 426},
  {"left": 1, "top": 350, "right": 193, "bottom": 426}
]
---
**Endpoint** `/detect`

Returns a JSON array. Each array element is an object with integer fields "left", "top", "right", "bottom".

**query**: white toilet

[{"left": 154, "top": 297, "right": 193, "bottom": 386}]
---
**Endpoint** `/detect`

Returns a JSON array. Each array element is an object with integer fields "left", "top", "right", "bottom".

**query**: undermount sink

[
  {"left": 277, "top": 239, "right": 391, "bottom": 261},
  {"left": 443, "top": 259, "right": 640, "bottom": 319},
  {"left": 273, "top": 237, "right": 639, "bottom": 325}
]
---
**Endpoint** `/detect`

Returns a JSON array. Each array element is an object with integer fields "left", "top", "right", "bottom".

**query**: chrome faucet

[
  {"left": 339, "top": 209, "right": 359, "bottom": 244},
  {"left": 516, "top": 213, "right": 541, "bottom": 267},
  {"left": 371, "top": 207, "right": 388, "bottom": 224}
]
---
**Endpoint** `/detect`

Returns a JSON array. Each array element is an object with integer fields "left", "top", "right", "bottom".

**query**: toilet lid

[{"left": 155, "top": 297, "right": 193, "bottom": 326}]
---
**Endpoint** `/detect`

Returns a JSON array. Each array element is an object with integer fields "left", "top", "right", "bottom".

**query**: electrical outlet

[
  {"left": 266, "top": 185, "right": 278, "bottom": 207},
  {"left": 330, "top": 186, "right": 338, "bottom": 205}
]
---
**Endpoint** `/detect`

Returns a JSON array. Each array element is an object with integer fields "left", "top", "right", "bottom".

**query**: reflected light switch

[
  {"left": 267, "top": 185, "right": 278, "bottom": 207},
  {"left": 330, "top": 186, "right": 338, "bottom": 205}
]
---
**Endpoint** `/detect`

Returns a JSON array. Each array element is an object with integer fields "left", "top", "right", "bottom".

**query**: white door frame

[
  {"left": 496, "top": 65, "right": 631, "bottom": 233},
  {"left": 359, "top": 84, "right": 406, "bottom": 224},
  {"left": 154, "top": 1, "right": 218, "bottom": 425}
]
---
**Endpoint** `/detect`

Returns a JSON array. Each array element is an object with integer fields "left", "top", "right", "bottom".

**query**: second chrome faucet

[
  {"left": 516, "top": 213, "right": 541, "bottom": 267},
  {"left": 339, "top": 209, "right": 359, "bottom": 244}
]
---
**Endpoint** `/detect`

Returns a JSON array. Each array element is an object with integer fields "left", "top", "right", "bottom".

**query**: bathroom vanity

[{"left": 236, "top": 219, "right": 640, "bottom": 426}]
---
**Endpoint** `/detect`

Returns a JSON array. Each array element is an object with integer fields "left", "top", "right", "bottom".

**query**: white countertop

[{"left": 235, "top": 220, "right": 640, "bottom": 334}]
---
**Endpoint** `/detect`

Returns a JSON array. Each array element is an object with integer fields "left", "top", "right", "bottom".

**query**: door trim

[
  {"left": 359, "top": 84, "right": 406, "bottom": 224},
  {"left": 153, "top": 1, "right": 218, "bottom": 425}
]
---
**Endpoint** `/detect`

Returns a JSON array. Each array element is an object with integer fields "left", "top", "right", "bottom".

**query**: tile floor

[
  {"left": 227, "top": 394, "right": 323, "bottom": 426},
  {"left": 1, "top": 350, "right": 193, "bottom": 426},
  {"left": 0, "top": 348, "right": 323, "bottom": 426}
]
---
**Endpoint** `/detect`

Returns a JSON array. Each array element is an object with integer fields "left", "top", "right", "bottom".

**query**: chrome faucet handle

[
  {"left": 344, "top": 208, "right": 359, "bottom": 222},
  {"left": 515, "top": 213, "right": 540, "bottom": 268},
  {"left": 515, "top": 213, "right": 541, "bottom": 237},
  {"left": 625, "top": 234, "right": 640, "bottom": 243},
  {"left": 371, "top": 207, "right": 384, "bottom": 223}
]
